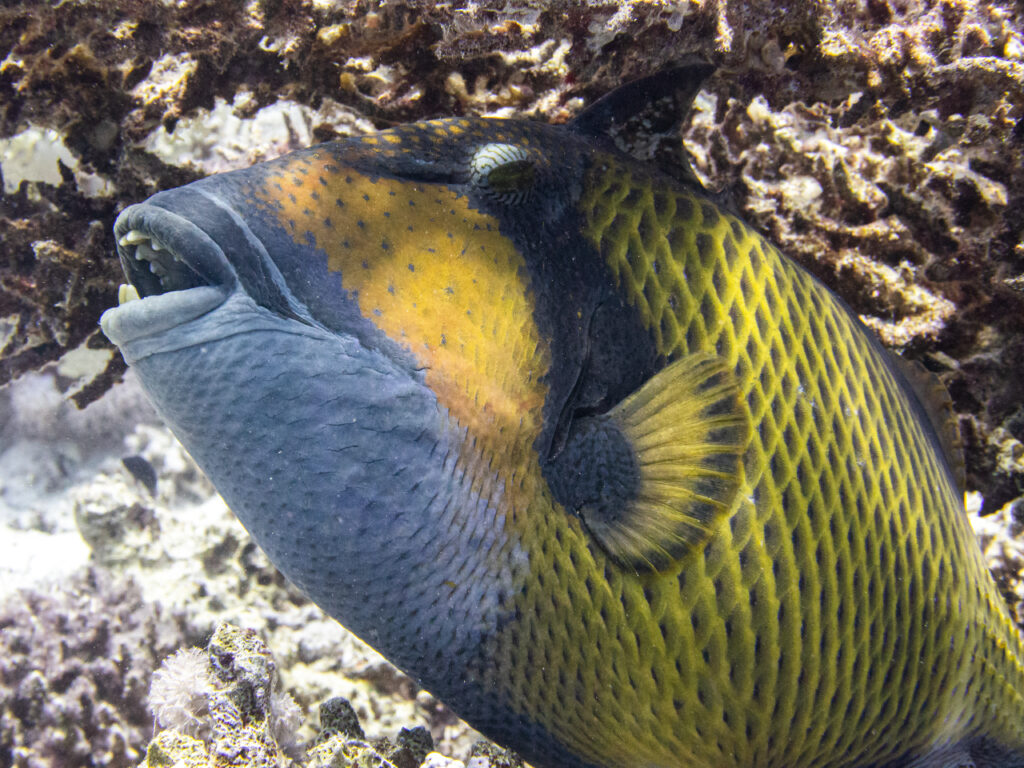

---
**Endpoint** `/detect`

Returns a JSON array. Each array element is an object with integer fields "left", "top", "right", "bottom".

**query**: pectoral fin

[{"left": 546, "top": 354, "right": 748, "bottom": 572}]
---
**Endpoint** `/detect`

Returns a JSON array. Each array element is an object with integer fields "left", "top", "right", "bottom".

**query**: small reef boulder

[
  {"left": 138, "top": 623, "right": 525, "bottom": 768},
  {"left": 140, "top": 623, "right": 302, "bottom": 768}
]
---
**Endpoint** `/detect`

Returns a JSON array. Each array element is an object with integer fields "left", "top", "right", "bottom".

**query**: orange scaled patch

[{"left": 255, "top": 150, "right": 551, "bottom": 465}]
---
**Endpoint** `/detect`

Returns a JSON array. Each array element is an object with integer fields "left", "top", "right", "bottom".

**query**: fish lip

[
  {"left": 113, "top": 203, "right": 238, "bottom": 297},
  {"left": 100, "top": 284, "right": 230, "bottom": 352}
]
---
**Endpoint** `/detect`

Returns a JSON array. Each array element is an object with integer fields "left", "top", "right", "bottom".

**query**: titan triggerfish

[{"left": 100, "top": 64, "right": 1024, "bottom": 768}]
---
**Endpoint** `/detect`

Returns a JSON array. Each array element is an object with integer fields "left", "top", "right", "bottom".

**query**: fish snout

[{"left": 101, "top": 201, "right": 237, "bottom": 352}]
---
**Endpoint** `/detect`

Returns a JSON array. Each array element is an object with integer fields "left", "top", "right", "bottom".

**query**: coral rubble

[
  {"left": 306, "top": 693, "right": 436, "bottom": 768},
  {"left": 138, "top": 623, "right": 302, "bottom": 768},
  {"left": 971, "top": 494, "right": 1024, "bottom": 628},
  {"left": 0, "top": 567, "right": 185, "bottom": 768}
]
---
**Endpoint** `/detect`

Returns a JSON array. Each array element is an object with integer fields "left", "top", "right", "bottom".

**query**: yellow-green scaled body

[
  {"left": 100, "top": 66, "right": 1024, "bottom": 768},
  {"left": 484, "top": 159, "right": 1024, "bottom": 767}
]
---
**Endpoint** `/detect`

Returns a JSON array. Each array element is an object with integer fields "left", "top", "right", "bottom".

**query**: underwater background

[{"left": 1, "top": 1, "right": 1024, "bottom": 766}]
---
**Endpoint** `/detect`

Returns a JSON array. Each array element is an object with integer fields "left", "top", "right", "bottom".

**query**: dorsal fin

[
  {"left": 569, "top": 59, "right": 715, "bottom": 191},
  {"left": 890, "top": 353, "right": 966, "bottom": 495}
]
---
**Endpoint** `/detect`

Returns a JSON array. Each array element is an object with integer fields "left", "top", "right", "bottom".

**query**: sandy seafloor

[{"left": 0, "top": 369, "right": 494, "bottom": 767}]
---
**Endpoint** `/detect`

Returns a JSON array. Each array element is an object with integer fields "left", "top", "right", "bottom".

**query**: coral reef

[
  {"left": 2, "top": 0, "right": 1024, "bottom": 764},
  {"left": 306, "top": 695, "right": 436, "bottom": 768},
  {"left": 301, "top": 694, "right": 520, "bottom": 768},
  {"left": 0, "top": 567, "right": 185, "bottom": 768},
  {"left": 971, "top": 494, "right": 1024, "bottom": 628}
]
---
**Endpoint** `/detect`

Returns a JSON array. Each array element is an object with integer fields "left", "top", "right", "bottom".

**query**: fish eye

[{"left": 469, "top": 143, "right": 535, "bottom": 204}]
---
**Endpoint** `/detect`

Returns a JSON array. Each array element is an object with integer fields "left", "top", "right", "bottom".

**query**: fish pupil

[{"left": 486, "top": 160, "right": 535, "bottom": 194}]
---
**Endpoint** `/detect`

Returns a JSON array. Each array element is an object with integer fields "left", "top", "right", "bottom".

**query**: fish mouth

[
  {"left": 102, "top": 204, "right": 237, "bottom": 350},
  {"left": 117, "top": 227, "right": 210, "bottom": 299},
  {"left": 113, "top": 203, "right": 237, "bottom": 301}
]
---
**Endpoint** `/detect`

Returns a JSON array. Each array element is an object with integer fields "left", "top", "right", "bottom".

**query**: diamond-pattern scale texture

[{"left": 482, "top": 154, "right": 1024, "bottom": 768}]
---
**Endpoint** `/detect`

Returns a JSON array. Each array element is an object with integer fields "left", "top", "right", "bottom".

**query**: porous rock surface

[
  {"left": 136, "top": 623, "right": 524, "bottom": 768},
  {"left": 139, "top": 623, "right": 302, "bottom": 768}
]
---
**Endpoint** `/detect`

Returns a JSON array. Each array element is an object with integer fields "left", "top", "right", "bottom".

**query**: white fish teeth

[
  {"left": 119, "top": 229, "right": 149, "bottom": 246},
  {"left": 117, "top": 230, "right": 181, "bottom": 270},
  {"left": 136, "top": 242, "right": 159, "bottom": 262},
  {"left": 117, "top": 283, "right": 141, "bottom": 304},
  {"left": 116, "top": 228, "right": 187, "bottom": 287}
]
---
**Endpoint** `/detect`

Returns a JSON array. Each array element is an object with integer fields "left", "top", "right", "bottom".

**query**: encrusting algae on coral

[
  {"left": 140, "top": 623, "right": 301, "bottom": 768},
  {"left": 3, "top": 1, "right": 1024, "bottom": 766},
  {"left": 139, "top": 624, "right": 517, "bottom": 768}
]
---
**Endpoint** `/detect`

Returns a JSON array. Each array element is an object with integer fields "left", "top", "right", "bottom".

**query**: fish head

[
  {"left": 102, "top": 116, "right": 603, "bottom": 406},
  {"left": 98, "top": 116, "right": 626, "bottom": 672}
]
